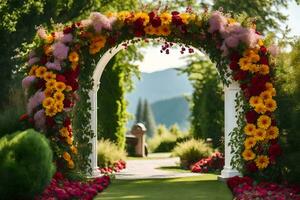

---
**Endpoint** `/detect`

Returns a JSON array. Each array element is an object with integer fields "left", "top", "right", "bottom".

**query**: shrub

[
  {"left": 97, "top": 139, "right": 126, "bottom": 168},
  {"left": 0, "top": 87, "right": 26, "bottom": 137},
  {"left": 0, "top": 129, "right": 55, "bottom": 199},
  {"left": 172, "top": 139, "right": 213, "bottom": 169}
]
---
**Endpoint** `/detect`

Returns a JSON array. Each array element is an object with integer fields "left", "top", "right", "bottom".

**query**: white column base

[
  {"left": 219, "top": 167, "right": 241, "bottom": 180},
  {"left": 88, "top": 167, "right": 103, "bottom": 178}
]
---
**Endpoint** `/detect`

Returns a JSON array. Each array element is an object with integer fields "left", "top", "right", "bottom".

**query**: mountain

[
  {"left": 126, "top": 68, "right": 193, "bottom": 129},
  {"left": 151, "top": 96, "right": 190, "bottom": 130}
]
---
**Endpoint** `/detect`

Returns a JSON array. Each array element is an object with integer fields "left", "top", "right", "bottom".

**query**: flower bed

[
  {"left": 36, "top": 172, "right": 110, "bottom": 200},
  {"left": 100, "top": 159, "right": 126, "bottom": 174},
  {"left": 191, "top": 152, "right": 224, "bottom": 173},
  {"left": 227, "top": 176, "right": 300, "bottom": 200}
]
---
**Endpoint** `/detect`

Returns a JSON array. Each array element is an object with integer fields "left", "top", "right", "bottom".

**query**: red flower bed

[
  {"left": 100, "top": 160, "right": 126, "bottom": 174},
  {"left": 227, "top": 176, "right": 300, "bottom": 200},
  {"left": 36, "top": 172, "right": 110, "bottom": 200},
  {"left": 191, "top": 152, "right": 224, "bottom": 173}
]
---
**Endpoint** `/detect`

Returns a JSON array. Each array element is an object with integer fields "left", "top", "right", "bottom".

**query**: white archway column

[
  {"left": 88, "top": 83, "right": 101, "bottom": 177},
  {"left": 220, "top": 81, "right": 241, "bottom": 179}
]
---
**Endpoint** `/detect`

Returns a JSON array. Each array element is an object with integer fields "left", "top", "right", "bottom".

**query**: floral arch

[{"left": 22, "top": 9, "right": 281, "bottom": 179}]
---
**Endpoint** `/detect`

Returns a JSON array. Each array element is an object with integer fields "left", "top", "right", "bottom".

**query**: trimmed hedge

[{"left": 0, "top": 129, "right": 55, "bottom": 199}]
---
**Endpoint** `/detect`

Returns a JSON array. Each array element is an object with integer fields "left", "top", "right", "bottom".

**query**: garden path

[{"left": 115, "top": 153, "right": 200, "bottom": 180}]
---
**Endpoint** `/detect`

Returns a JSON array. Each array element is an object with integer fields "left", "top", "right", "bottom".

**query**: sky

[{"left": 136, "top": 2, "right": 300, "bottom": 73}]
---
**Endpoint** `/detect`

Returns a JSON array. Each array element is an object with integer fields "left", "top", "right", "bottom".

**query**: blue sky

[{"left": 137, "top": 2, "right": 300, "bottom": 73}]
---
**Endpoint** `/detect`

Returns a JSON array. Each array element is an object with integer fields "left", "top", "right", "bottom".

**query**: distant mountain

[
  {"left": 151, "top": 96, "right": 190, "bottom": 130},
  {"left": 126, "top": 68, "right": 193, "bottom": 129}
]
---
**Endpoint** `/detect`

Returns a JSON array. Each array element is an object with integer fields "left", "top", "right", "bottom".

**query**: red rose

[
  {"left": 63, "top": 99, "right": 73, "bottom": 108},
  {"left": 63, "top": 26, "right": 73, "bottom": 34},
  {"left": 171, "top": 11, "right": 180, "bottom": 15},
  {"left": 230, "top": 52, "right": 241, "bottom": 62},
  {"left": 172, "top": 15, "right": 183, "bottom": 26},
  {"left": 260, "top": 56, "right": 269, "bottom": 65},
  {"left": 134, "top": 18, "right": 145, "bottom": 29},
  {"left": 36, "top": 79, "right": 46, "bottom": 89},
  {"left": 56, "top": 74, "right": 67, "bottom": 83},
  {"left": 63, "top": 117, "right": 71, "bottom": 127},
  {"left": 260, "top": 46, "right": 267, "bottom": 54},
  {"left": 229, "top": 61, "right": 239, "bottom": 70},
  {"left": 240, "top": 83, "right": 248, "bottom": 90},
  {"left": 246, "top": 161, "right": 258, "bottom": 173},
  {"left": 233, "top": 70, "right": 248, "bottom": 81},
  {"left": 148, "top": 11, "right": 155, "bottom": 20},
  {"left": 271, "top": 119, "right": 277, "bottom": 126},
  {"left": 107, "top": 36, "right": 117, "bottom": 46},
  {"left": 269, "top": 143, "right": 282, "bottom": 157},
  {"left": 19, "top": 114, "right": 29, "bottom": 121},
  {"left": 134, "top": 29, "right": 145, "bottom": 37},
  {"left": 248, "top": 85, "right": 264, "bottom": 96},
  {"left": 46, "top": 117, "right": 55, "bottom": 127},
  {"left": 246, "top": 110, "right": 259, "bottom": 123},
  {"left": 269, "top": 155, "right": 276, "bottom": 164}
]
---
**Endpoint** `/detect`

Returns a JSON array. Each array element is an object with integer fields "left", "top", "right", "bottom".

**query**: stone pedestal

[{"left": 131, "top": 123, "right": 146, "bottom": 157}]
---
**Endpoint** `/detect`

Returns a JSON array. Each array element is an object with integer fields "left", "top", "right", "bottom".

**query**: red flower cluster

[
  {"left": 100, "top": 160, "right": 126, "bottom": 174},
  {"left": 227, "top": 176, "right": 300, "bottom": 200},
  {"left": 191, "top": 152, "right": 224, "bottom": 173},
  {"left": 36, "top": 172, "right": 110, "bottom": 200}
]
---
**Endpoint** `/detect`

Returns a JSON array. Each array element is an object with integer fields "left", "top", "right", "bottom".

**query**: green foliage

[
  {"left": 0, "top": 129, "right": 55, "bottom": 199},
  {"left": 172, "top": 139, "right": 213, "bottom": 168},
  {"left": 0, "top": 86, "right": 26, "bottom": 137},
  {"left": 135, "top": 98, "right": 143, "bottom": 123},
  {"left": 148, "top": 124, "right": 190, "bottom": 152},
  {"left": 142, "top": 99, "right": 157, "bottom": 138},
  {"left": 97, "top": 139, "right": 126, "bottom": 168},
  {"left": 276, "top": 38, "right": 300, "bottom": 183},
  {"left": 180, "top": 55, "right": 224, "bottom": 148}
]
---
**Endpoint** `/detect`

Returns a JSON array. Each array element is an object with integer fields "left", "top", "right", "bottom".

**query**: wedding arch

[{"left": 22, "top": 9, "right": 281, "bottom": 179}]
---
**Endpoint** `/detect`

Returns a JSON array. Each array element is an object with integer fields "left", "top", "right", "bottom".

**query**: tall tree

[
  {"left": 180, "top": 55, "right": 224, "bottom": 148},
  {"left": 135, "top": 98, "right": 144, "bottom": 123},
  {"left": 142, "top": 99, "right": 157, "bottom": 138}
]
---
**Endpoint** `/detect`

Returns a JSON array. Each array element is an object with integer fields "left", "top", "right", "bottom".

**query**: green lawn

[{"left": 95, "top": 174, "right": 232, "bottom": 200}]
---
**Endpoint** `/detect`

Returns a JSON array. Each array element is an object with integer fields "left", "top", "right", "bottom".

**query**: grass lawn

[{"left": 95, "top": 174, "right": 233, "bottom": 200}]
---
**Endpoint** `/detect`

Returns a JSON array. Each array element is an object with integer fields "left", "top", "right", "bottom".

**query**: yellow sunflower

[
  {"left": 254, "top": 128, "right": 267, "bottom": 141},
  {"left": 55, "top": 101, "right": 64, "bottom": 112},
  {"left": 254, "top": 104, "right": 267, "bottom": 114},
  {"left": 35, "top": 66, "right": 48, "bottom": 78},
  {"left": 255, "top": 155, "right": 269, "bottom": 169},
  {"left": 42, "top": 97, "right": 55, "bottom": 109},
  {"left": 244, "top": 137, "right": 257, "bottom": 149},
  {"left": 160, "top": 13, "right": 172, "bottom": 25},
  {"left": 55, "top": 81, "right": 66, "bottom": 92},
  {"left": 43, "top": 72, "right": 56, "bottom": 82},
  {"left": 242, "top": 149, "right": 256, "bottom": 161},
  {"left": 264, "top": 99, "right": 277, "bottom": 112},
  {"left": 45, "top": 105, "right": 57, "bottom": 117},
  {"left": 249, "top": 96, "right": 263, "bottom": 107},
  {"left": 260, "top": 90, "right": 272, "bottom": 100},
  {"left": 46, "top": 79, "right": 57, "bottom": 90},
  {"left": 266, "top": 126, "right": 279, "bottom": 140},
  {"left": 244, "top": 123, "right": 256, "bottom": 136},
  {"left": 53, "top": 92, "right": 65, "bottom": 102},
  {"left": 257, "top": 115, "right": 271, "bottom": 130}
]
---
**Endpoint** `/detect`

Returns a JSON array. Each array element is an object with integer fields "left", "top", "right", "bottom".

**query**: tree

[
  {"left": 135, "top": 98, "right": 144, "bottom": 123},
  {"left": 142, "top": 99, "right": 157, "bottom": 138},
  {"left": 180, "top": 55, "right": 224, "bottom": 148}
]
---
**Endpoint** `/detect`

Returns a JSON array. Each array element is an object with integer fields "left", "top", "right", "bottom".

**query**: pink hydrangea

[
  {"left": 27, "top": 90, "right": 45, "bottom": 115},
  {"left": 46, "top": 59, "right": 62, "bottom": 71},
  {"left": 239, "top": 28, "right": 262, "bottom": 48},
  {"left": 268, "top": 44, "right": 280, "bottom": 57},
  {"left": 22, "top": 76, "right": 36, "bottom": 89},
  {"left": 28, "top": 57, "right": 40, "bottom": 66},
  {"left": 53, "top": 42, "right": 69, "bottom": 60},
  {"left": 208, "top": 11, "right": 227, "bottom": 33},
  {"left": 34, "top": 109, "right": 46, "bottom": 131},
  {"left": 54, "top": 32, "right": 73, "bottom": 43},
  {"left": 89, "top": 12, "right": 115, "bottom": 33}
]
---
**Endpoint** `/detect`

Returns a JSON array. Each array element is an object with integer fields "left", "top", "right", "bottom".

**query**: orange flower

[
  {"left": 257, "top": 115, "right": 271, "bottom": 130},
  {"left": 254, "top": 128, "right": 266, "bottom": 141},
  {"left": 43, "top": 72, "right": 56, "bottom": 81},
  {"left": 260, "top": 90, "right": 272, "bottom": 100},
  {"left": 44, "top": 45, "right": 52, "bottom": 56},
  {"left": 160, "top": 13, "right": 172, "bottom": 25},
  {"left": 70, "top": 145, "right": 78, "bottom": 154},
  {"left": 244, "top": 123, "right": 256, "bottom": 136},
  {"left": 265, "top": 99, "right": 277, "bottom": 112},
  {"left": 29, "top": 65, "right": 38, "bottom": 76},
  {"left": 60, "top": 127, "right": 69, "bottom": 137},
  {"left": 45, "top": 105, "right": 57, "bottom": 117},
  {"left": 254, "top": 104, "right": 266, "bottom": 114},
  {"left": 242, "top": 149, "right": 256, "bottom": 161},
  {"left": 35, "top": 66, "right": 48, "bottom": 78},
  {"left": 259, "top": 64, "right": 270, "bottom": 75},
  {"left": 44, "top": 88, "right": 53, "bottom": 97},
  {"left": 68, "top": 160, "right": 75, "bottom": 169},
  {"left": 63, "top": 152, "right": 71, "bottom": 161},
  {"left": 66, "top": 136, "right": 73, "bottom": 145},
  {"left": 46, "top": 79, "right": 57, "bottom": 90},
  {"left": 55, "top": 102, "right": 64, "bottom": 112},
  {"left": 54, "top": 92, "right": 65, "bottom": 102},
  {"left": 42, "top": 97, "right": 55, "bottom": 109},
  {"left": 244, "top": 137, "right": 257, "bottom": 149},
  {"left": 159, "top": 25, "right": 171, "bottom": 36},
  {"left": 255, "top": 155, "right": 269, "bottom": 169},
  {"left": 266, "top": 126, "right": 279, "bottom": 140},
  {"left": 249, "top": 96, "right": 263, "bottom": 107},
  {"left": 68, "top": 51, "right": 79, "bottom": 63},
  {"left": 55, "top": 81, "right": 66, "bottom": 92}
]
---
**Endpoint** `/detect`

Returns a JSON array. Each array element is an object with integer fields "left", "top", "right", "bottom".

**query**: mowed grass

[{"left": 95, "top": 174, "right": 232, "bottom": 200}]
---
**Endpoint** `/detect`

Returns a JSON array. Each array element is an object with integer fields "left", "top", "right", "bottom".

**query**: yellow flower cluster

[
  {"left": 60, "top": 126, "right": 78, "bottom": 169},
  {"left": 89, "top": 34, "right": 107, "bottom": 55},
  {"left": 63, "top": 151, "right": 75, "bottom": 169},
  {"left": 144, "top": 25, "right": 171, "bottom": 36},
  {"left": 238, "top": 48, "right": 269, "bottom": 75},
  {"left": 249, "top": 86, "right": 277, "bottom": 114}
]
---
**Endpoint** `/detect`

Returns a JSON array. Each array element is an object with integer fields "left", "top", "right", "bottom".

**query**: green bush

[
  {"left": 0, "top": 87, "right": 26, "bottom": 137},
  {"left": 0, "top": 129, "right": 55, "bottom": 199},
  {"left": 172, "top": 139, "right": 213, "bottom": 169},
  {"left": 97, "top": 139, "right": 126, "bottom": 168}
]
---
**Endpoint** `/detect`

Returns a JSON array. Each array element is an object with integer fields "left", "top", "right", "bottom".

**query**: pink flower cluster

[
  {"left": 191, "top": 152, "right": 224, "bottom": 173},
  {"left": 227, "top": 176, "right": 300, "bottom": 200},
  {"left": 208, "top": 11, "right": 262, "bottom": 56},
  {"left": 36, "top": 172, "right": 110, "bottom": 200},
  {"left": 27, "top": 90, "right": 45, "bottom": 115},
  {"left": 84, "top": 12, "right": 116, "bottom": 33},
  {"left": 100, "top": 160, "right": 126, "bottom": 174}
]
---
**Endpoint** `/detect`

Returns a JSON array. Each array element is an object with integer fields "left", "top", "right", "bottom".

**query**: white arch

[{"left": 88, "top": 42, "right": 240, "bottom": 178}]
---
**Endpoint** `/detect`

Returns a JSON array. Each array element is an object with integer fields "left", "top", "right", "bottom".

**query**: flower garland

[{"left": 22, "top": 9, "right": 280, "bottom": 176}]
